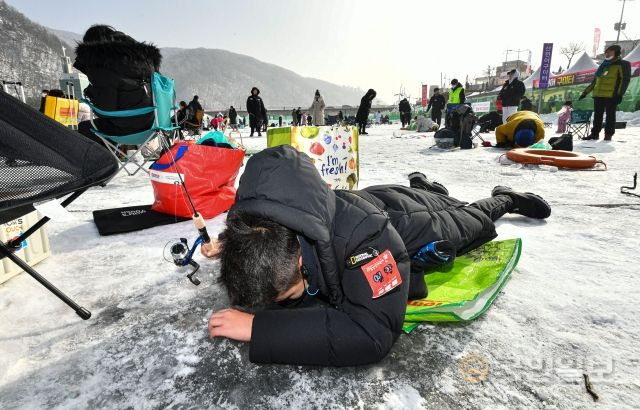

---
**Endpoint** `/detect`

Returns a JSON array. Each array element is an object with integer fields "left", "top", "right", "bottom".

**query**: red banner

[
  {"left": 421, "top": 84, "right": 427, "bottom": 107},
  {"left": 593, "top": 28, "right": 601, "bottom": 58}
]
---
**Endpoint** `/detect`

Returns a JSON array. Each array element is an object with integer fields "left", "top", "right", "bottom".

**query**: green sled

[{"left": 403, "top": 238, "right": 522, "bottom": 333}]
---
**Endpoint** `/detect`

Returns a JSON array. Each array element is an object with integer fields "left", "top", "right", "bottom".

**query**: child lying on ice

[{"left": 201, "top": 146, "right": 551, "bottom": 366}]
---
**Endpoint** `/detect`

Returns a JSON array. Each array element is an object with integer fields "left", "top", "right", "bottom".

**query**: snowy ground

[{"left": 1, "top": 122, "right": 640, "bottom": 409}]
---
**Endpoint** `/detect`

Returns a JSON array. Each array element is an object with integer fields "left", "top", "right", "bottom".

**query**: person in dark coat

[
  {"left": 296, "top": 107, "right": 302, "bottom": 126},
  {"left": 497, "top": 69, "right": 526, "bottom": 124},
  {"left": 338, "top": 110, "right": 344, "bottom": 123},
  {"left": 398, "top": 98, "right": 412, "bottom": 128},
  {"left": 228, "top": 105, "right": 238, "bottom": 129},
  {"left": 73, "top": 24, "right": 162, "bottom": 146},
  {"left": 202, "top": 145, "right": 551, "bottom": 366},
  {"left": 291, "top": 108, "right": 297, "bottom": 125},
  {"left": 356, "top": 89, "right": 376, "bottom": 135},
  {"left": 246, "top": 87, "right": 266, "bottom": 136},
  {"left": 427, "top": 88, "right": 446, "bottom": 126},
  {"left": 38, "top": 89, "right": 49, "bottom": 113},
  {"left": 278, "top": 115, "right": 283, "bottom": 127},
  {"left": 176, "top": 100, "right": 188, "bottom": 129}
]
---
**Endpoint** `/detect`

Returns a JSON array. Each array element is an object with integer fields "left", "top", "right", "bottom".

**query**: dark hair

[
  {"left": 434, "top": 87, "right": 440, "bottom": 92},
  {"left": 564, "top": 100, "right": 572, "bottom": 106},
  {"left": 193, "top": 95, "right": 199, "bottom": 100},
  {"left": 179, "top": 100, "right": 187, "bottom": 107},
  {"left": 218, "top": 212, "right": 301, "bottom": 307}
]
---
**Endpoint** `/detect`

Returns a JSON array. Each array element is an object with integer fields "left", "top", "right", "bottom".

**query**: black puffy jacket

[
  {"left": 74, "top": 36, "right": 161, "bottom": 136},
  {"left": 230, "top": 146, "right": 498, "bottom": 366},
  {"left": 498, "top": 78, "right": 526, "bottom": 107},
  {"left": 356, "top": 89, "right": 376, "bottom": 122},
  {"left": 246, "top": 93, "right": 266, "bottom": 120}
]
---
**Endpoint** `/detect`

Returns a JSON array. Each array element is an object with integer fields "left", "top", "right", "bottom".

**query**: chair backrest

[
  {"left": 571, "top": 110, "right": 592, "bottom": 123},
  {"left": 151, "top": 72, "right": 177, "bottom": 130}
]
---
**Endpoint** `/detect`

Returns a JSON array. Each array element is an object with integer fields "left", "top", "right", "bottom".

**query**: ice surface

[{"left": 1, "top": 122, "right": 640, "bottom": 409}]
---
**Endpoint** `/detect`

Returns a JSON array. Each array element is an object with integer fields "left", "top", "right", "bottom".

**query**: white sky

[{"left": 7, "top": 0, "right": 639, "bottom": 103}]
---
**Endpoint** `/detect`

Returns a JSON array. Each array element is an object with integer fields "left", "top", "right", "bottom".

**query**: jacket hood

[
  {"left": 230, "top": 146, "right": 343, "bottom": 304},
  {"left": 230, "top": 145, "right": 336, "bottom": 243},
  {"left": 74, "top": 40, "right": 161, "bottom": 79},
  {"left": 365, "top": 89, "right": 377, "bottom": 100}
]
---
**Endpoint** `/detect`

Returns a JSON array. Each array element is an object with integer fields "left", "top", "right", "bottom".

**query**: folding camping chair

[
  {"left": 82, "top": 72, "right": 180, "bottom": 177},
  {"left": 566, "top": 109, "right": 593, "bottom": 139},
  {"left": 0, "top": 89, "right": 118, "bottom": 319}
]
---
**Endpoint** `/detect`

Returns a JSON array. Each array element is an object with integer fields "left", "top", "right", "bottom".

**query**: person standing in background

[
  {"left": 310, "top": 90, "right": 326, "bottom": 125},
  {"left": 399, "top": 98, "right": 412, "bottom": 128},
  {"left": 497, "top": 69, "right": 525, "bottom": 124},
  {"left": 427, "top": 88, "right": 446, "bottom": 126},
  {"left": 246, "top": 87, "right": 266, "bottom": 137},
  {"left": 228, "top": 105, "right": 238, "bottom": 130},
  {"left": 580, "top": 44, "right": 631, "bottom": 141},
  {"left": 356, "top": 89, "right": 376, "bottom": 135}
]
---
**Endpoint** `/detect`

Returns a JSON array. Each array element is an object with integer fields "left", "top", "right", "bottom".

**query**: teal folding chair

[
  {"left": 566, "top": 110, "right": 593, "bottom": 140},
  {"left": 82, "top": 72, "right": 179, "bottom": 177}
]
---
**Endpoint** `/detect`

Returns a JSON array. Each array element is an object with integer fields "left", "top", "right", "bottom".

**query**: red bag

[{"left": 150, "top": 141, "right": 244, "bottom": 218}]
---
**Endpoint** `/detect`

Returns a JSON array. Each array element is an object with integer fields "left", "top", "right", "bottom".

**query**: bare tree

[{"left": 560, "top": 42, "right": 586, "bottom": 69}]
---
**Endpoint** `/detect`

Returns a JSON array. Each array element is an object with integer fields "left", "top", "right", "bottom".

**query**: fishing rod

[{"left": 159, "top": 136, "right": 214, "bottom": 285}]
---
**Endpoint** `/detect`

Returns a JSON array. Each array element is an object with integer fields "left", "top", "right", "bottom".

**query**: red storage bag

[{"left": 150, "top": 142, "right": 244, "bottom": 218}]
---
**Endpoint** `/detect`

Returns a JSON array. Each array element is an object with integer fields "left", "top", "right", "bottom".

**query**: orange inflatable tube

[{"left": 506, "top": 149, "right": 606, "bottom": 170}]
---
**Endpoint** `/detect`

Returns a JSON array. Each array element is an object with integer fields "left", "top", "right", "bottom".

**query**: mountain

[
  {"left": 158, "top": 47, "right": 363, "bottom": 109},
  {"left": 2, "top": 1, "right": 363, "bottom": 109},
  {"left": 0, "top": 1, "right": 70, "bottom": 107}
]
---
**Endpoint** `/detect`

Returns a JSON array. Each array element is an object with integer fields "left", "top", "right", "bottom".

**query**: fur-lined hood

[{"left": 74, "top": 40, "right": 162, "bottom": 79}]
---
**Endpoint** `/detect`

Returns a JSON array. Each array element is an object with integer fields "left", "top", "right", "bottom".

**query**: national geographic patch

[{"left": 346, "top": 247, "right": 380, "bottom": 269}]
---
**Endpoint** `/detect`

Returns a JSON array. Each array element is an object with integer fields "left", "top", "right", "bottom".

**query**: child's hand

[
  {"left": 201, "top": 239, "right": 221, "bottom": 259},
  {"left": 208, "top": 308, "right": 254, "bottom": 342}
]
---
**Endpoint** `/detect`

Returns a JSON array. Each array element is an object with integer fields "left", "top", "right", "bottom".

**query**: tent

[
  {"left": 522, "top": 66, "right": 541, "bottom": 89},
  {"left": 561, "top": 52, "right": 598, "bottom": 75},
  {"left": 623, "top": 43, "right": 640, "bottom": 63}
]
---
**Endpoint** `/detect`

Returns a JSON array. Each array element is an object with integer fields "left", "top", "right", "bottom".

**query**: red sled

[{"left": 150, "top": 141, "right": 244, "bottom": 219}]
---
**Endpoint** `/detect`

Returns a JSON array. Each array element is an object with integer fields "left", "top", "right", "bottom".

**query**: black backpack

[{"left": 548, "top": 134, "right": 573, "bottom": 151}]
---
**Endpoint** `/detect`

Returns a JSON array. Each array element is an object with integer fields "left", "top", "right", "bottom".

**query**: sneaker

[
  {"left": 491, "top": 186, "right": 551, "bottom": 219},
  {"left": 408, "top": 172, "right": 449, "bottom": 196},
  {"left": 582, "top": 133, "right": 599, "bottom": 141}
]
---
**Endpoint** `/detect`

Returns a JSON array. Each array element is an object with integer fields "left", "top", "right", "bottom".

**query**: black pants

[
  {"left": 431, "top": 109, "right": 442, "bottom": 126},
  {"left": 249, "top": 116, "right": 262, "bottom": 136},
  {"left": 358, "top": 121, "right": 367, "bottom": 134},
  {"left": 591, "top": 97, "right": 617, "bottom": 137},
  {"left": 407, "top": 174, "right": 513, "bottom": 299}
]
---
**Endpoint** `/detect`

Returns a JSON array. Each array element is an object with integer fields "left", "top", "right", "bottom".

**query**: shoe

[
  {"left": 408, "top": 172, "right": 449, "bottom": 196},
  {"left": 258, "top": 133, "right": 262, "bottom": 137},
  {"left": 361, "top": 132, "right": 369, "bottom": 135},
  {"left": 491, "top": 186, "right": 551, "bottom": 219},
  {"left": 249, "top": 134, "right": 254, "bottom": 137},
  {"left": 604, "top": 133, "right": 613, "bottom": 141},
  {"left": 582, "top": 133, "right": 599, "bottom": 140}
]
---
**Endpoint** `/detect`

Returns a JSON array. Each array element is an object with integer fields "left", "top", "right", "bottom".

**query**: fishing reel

[{"left": 164, "top": 236, "right": 205, "bottom": 285}]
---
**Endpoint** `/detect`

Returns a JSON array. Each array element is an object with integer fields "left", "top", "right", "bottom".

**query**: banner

[
  {"left": 43, "top": 96, "right": 79, "bottom": 127},
  {"left": 421, "top": 84, "right": 428, "bottom": 107},
  {"left": 593, "top": 28, "right": 601, "bottom": 58},
  {"left": 267, "top": 126, "right": 359, "bottom": 189},
  {"left": 471, "top": 101, "right": 491, "bottom": 113},
  {"left": 538, "top": 43, "right": 554, "bottom": 89}
]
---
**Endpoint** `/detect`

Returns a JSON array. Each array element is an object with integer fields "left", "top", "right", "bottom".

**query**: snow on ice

[{"left": 1, "top": 119, "right": 640, "bottom": 409}]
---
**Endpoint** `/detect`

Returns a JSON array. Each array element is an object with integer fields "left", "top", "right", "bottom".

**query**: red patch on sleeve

[{"left": 361, "top": 250, "right": 402, "bottom": 298}]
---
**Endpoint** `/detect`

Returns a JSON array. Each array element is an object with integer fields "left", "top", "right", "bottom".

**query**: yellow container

[
  {"left": 43, "top": 96, "right": 79, "bottom": 127},
  {"left": 0, "top": 210, "right": 51, "bottom": 284}
]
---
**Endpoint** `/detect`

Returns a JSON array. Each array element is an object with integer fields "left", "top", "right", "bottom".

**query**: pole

[{"left": 616, "top": 0, "right": 626, "bottom": 42}]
